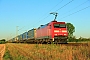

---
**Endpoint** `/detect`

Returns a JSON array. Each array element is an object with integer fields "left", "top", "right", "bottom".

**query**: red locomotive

[{"left": 36, "top": 20, "right": 68, "bottom": 43}]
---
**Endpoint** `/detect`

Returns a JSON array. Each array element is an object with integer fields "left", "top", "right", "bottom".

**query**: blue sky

[{"left": 0, "top": 0, "right": 90, "bottom": 40}]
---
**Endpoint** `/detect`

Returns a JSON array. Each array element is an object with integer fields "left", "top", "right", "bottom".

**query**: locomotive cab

[{"left": 49, "top": 21, "right": 68, "bottom": 43}]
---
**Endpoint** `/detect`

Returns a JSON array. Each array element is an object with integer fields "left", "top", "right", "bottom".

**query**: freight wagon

[
  {"left": 26, "top": 28, "right": 36, "bottom": 43},
  {"left": 23, "top": 32, "right": 28, "bottom": 40},
  {"left": 28, "top": 28, "right": 36, "bottom": 40}
]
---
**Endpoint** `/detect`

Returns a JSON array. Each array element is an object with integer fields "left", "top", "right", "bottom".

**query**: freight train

[{"left": 9, "top": 20, "right": 68, "bottom": 43}]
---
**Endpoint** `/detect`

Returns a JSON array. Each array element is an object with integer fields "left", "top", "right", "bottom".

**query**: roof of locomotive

[
  {"left": 37, "top": 20, "right": 66, "bottom": 29},
  {"left": 38, "top": 23, "right": 49, "bottom": 29},
  {"left": 51, "top": 20, "right": 65, "bottom": 23}
]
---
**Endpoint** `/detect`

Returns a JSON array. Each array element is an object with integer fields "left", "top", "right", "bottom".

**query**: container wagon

[
  {"left": 22, "top": 32, "right": 28, "bottom": 41},
  {"left": 27, "top": 28, "right": 36, "bottom": 43}
]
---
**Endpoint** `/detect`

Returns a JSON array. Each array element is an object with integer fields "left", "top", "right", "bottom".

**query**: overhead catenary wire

[
  {"left": 41, "top": 0, "right": 63, "bottom": 17},
  {"left": 10, "top": 0, "right": 89, "bottom": 40},
  {"left": 60, "top": 0, "right": 90, "bottom": 16},
  {"left": 27, "top": 0, "right": 64, "bottom": 28},
  {"left": 55, "top": 0, "right": 74, "bottom": 12},
  {"left": 15, "top": 0, "right": 74, "bottom": 34},
  {"left": 18, "top": 0, "right": 74, "bottom": 31},
  {"left": 32, "top": 14, "right": 50, "bottom": 27},
  {"left": 10, "top": 0, "right": 64, "bottom": 39},
  {"left": 31, "top": 0, "right": 74, "bottom": 28},
  {"left": 18, "top": 26, "right": 25, "bottom": 31},
  {"left": 59, "top": 6, "right": 90, "bottom": 20}
]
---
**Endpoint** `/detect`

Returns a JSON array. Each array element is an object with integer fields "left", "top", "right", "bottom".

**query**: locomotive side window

[{"left": 54, "top": 24, "right": 66, "bottom": 28}]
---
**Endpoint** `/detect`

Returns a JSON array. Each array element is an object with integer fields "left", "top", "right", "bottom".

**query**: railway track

[
  {"left": 57, "top": 42, "right": 89, "bottom": 46},
  {"left": 11, "top": 41, "right": 89, "bottom": 46}
]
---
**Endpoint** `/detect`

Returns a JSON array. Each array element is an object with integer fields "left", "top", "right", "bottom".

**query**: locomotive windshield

[{"left": 54, "top": 24, "right": 66, "bottom": 28}]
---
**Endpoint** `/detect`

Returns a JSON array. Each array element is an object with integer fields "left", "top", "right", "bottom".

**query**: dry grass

[
  {"left": 3, "top": 42, "right": 90, "bottom": 60},
  {"left": 0, "top": 44, "right": 5, "bottom": 51},
  {"left": 0, "top": 44, "right": 5, "bottom": 60}
]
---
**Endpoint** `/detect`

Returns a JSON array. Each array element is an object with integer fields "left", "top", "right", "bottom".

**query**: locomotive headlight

[
  {"left": 62, "top": 30, "right": 67, "bottom": 32},
  {"left": 64, "top": 34, "right": 67, "bottom": 35},
  {"left": 54, "top": 34, "right": 57, "bottom": 35},
  {"left": 54, "top": 30, "right": 59, "bottom": 32}
]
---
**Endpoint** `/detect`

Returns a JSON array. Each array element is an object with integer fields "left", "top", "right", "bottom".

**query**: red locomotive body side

[
  {"left": 36, "top": 20, "right": 68, "bottom": 43},
  {"left": 36, "top": 24, "right": 49, "bottom": 39}
]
